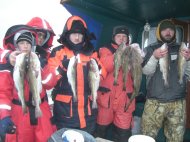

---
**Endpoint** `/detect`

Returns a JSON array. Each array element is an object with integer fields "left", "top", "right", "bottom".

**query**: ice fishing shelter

[{"left": 59, "top": 0, "right": 190, "bottom": 141}]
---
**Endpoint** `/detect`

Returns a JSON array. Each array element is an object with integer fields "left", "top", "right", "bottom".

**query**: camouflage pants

[{"left": 141, "top": 99, "right": 186, "bottom": 142}]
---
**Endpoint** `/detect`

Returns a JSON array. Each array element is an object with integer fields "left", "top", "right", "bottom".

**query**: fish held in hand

[
  {"left": 13, "top": 52, "right": 42, "bottom": 118},
  {"left": 121, "top": 46, "right": 131, "bottom": 91},
  {"left": 114, "top": 42, "right": 127, "bottom": 85},
  {"left": 13, "top": 53, "right": 28, "bottom": 114},
  {"left": 178, "top": 42, "right": 188, "bottom": 84},
  {"left": 67, "top": 56, "right": 78, "bottom": 102},
  {"left": 27, "top": 52, "right": 42, "bottom": 118},
  {"left": 159, "top": 43, "right": 169, "bottom": 87},
  {"left": 88, "top": 58, "right": 100, "bottom": 109},
  {"left": 124, "top": 46, "right": 143, "bottom": 111}
]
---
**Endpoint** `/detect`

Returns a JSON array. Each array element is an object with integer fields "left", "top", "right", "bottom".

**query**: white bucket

[{"left": 128, "top": 135, "right": 155, "bottom": 142}]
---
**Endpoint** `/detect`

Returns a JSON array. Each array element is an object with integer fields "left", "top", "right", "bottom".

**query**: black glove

[
  {"left": 57, "top": 55, "right": 69, "bottom": 76},
  {"left": 0, "top": 116, "right": 16, "bottom": 137},
  {"left": 62, "top": 55, "right": 69, "bottom": 69}
]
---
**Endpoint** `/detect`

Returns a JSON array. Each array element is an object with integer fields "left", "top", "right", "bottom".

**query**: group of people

[{"left": 0, "top": 14, "right": 190, "bottom": 142}]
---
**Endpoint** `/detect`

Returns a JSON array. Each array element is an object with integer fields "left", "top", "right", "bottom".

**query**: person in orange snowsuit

[
  {"left": 95, "top": 26, "right": 135, "bottom": 142},
  {"left": 42, "top": 15, "right": 107, "bottom": 134}
]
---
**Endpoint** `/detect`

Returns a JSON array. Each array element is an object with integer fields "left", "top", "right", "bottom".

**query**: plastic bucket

[{"left": 128, "top": 135, "right": 155, "bottom": 142}]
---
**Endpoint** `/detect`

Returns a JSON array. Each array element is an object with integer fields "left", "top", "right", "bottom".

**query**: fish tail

[
  {"left": 22, "top": 104, "right": 28, "bottom": 114},
  {"left": 124, "top": 102, "right": 130, "bottom": 112},
  {"left": 179, "top": 79, "right": 183, "bottom": 85},
  {"left": 164, "top": 80, "right": 169, "bottom": 87},
  {"left": 92, "top": 101, "right": 98, "bottom": 109},
  {"left": 113, "top": 79, "right": 118, "bottom": 86},
  {"left": 35, "top": 106, "right": 42, "bottom": 118},
  {"left": 123, "top": 85, "right": 126, "bottom": 91},
  {"left": 73, "top": 95, "right": 78, "bottom": 102}
]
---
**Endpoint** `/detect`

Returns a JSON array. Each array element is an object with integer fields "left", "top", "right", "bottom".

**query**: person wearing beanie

[
  {"left": 14, "top": 31, "right": 35, "bottom": 55},
  {"left": 42, "top": 15, "right": 107, "bottom": 135},
  {"left": 141, "top": 19, "right": 190, "bottom": 142},
  {"left": 0, "top": 25, "right": 56, "bottom": 142},
  {"left": 16, "top": 32, "right": 33, "bottom": 46},
  {"left": 94, "top": 25, "right": 135, "bottom": 142}
]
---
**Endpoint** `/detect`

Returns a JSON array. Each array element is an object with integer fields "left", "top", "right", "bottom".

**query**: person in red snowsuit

[
  {"left": 42, "top": 15, "right": 107, "bottom": 134},
  {"left": 0, "top": 19, "right": 55, "bottom": 142},
  {"left": 95, "top": 26, "right": 135, "bottom": 142}
]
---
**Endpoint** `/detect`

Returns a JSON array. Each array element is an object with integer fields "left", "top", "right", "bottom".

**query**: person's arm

[
  {"left": 91, "top": 52, "right": 107, "bottom": 80},
  {"left": 142, "top": 44, "right": 167, "bottom": 75},
  {"left": 41, "top": 47, "right": 65, "bottom": 89},
  {"left": 0, "top": 67, "right": 16, "bottom": 136},
  {"left": 142, "top": 55, "right": 158, "bottom": 75},
  {"left": 98, "top": 47, "right": 114, "bottom": 73},
  {"left": 0, "top": 68, "right": 14, "bottom": 119}
]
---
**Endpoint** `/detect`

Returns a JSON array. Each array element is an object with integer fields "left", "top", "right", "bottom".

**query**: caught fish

[
  {"left": 13, "top": 53, "right": 28, "bottom": 114},
  {"left": 88, "top": 58, "right": 100, "bottom": 109},
  {"left": 67, "top": 56, "right": 77, "bottom": 102},
  {"left": 13, "top": 52, "right": 42, "bottom": 118},
  {"left": 27, "top": 52, "right": 42, "bottom": 118},
  {"left": 121, "top": 46, "right": 131, "bottom": 91},
  {"left": 159, "top": 43, "right": 169, "bottom": 87},
  {"left": 124, "top": 47, "right": 143, "bottom": 111},
  {"left": 178, "top": 42, "right": 188, "bottom": 84},
  {"left": 113, "top": 42, "right": 127, "bottom": 85}
]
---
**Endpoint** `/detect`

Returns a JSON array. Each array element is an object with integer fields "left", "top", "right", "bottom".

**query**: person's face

[
  {"left": 37, "top": 31, "right": 46, "bottom": 46},
  {"left": 114, "top": 33, "right": 128, "bottom": 45},
  {"left": 69, "top": 33, "right": 83, "bottom": 44},
  {"left": 160, "top": 28, "right": 175, "bottom": 42},
  {"left": 17, "top": 41, "right": 32, "bottom": 54}
]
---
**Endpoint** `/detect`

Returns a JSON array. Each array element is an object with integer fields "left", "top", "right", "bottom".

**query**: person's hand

[
  {"left": 0, "top": 116, "right": 16, "bottom": 137},
  {"left": 181, "top": 48, "right": 190, "bottom": 61},
  {"left": 153, "top": 47, "right": 168, "bottom": 59},
  {"left": 9, "top": 51, "right": 21, "bottom": 66}
]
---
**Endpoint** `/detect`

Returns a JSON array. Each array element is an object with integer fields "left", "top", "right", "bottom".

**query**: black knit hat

[
  {"left": 16, "top": 32, "right": 33, "bottom": 45},
  {"left": 69, "top": 20, "right": 86, "bottom": 34},
  {"left": 159, "top": 20, "right": 175, "bottom": 32},
  {"left": 112, "top": 25, "right": 129, "bottom": 37}
]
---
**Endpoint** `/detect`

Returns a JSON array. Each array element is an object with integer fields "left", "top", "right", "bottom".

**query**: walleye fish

[
  {"left": 178, "top": 42, "right": 188, "bottom": 84},
  {"left": 124, "top": 47, "right": 143, "bottom": 111},
  {"left": 113, "top": 42, "right": 127, "bottom": 85},
  {"left": 13, "top": 53, "right": 28, "bottom": 114},
  {"left": 121, "top": 46, "right": 131, "bottom": 91},
  {"left": 67, "top": 56, "right": 77, "bottom": 102},
  {"left": 27, "top": 52, "right": 42, "bottom": 118},
  {"left": 159, "top": 43, "right": 169, "bottom": 87},
  {"left": 88, "top": 58, "right": 100, "bottom": 109}
]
